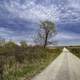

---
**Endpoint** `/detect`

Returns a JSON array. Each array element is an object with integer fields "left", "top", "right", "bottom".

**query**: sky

[{"left": 0, "top": 0, "right": 80, "bottom": 46}]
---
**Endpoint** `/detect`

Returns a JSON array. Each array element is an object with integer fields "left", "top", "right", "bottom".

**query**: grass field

[
  {"left": 0, "top": 41, "right": 62, "bottom": 80},
  {"left": 67, "top": 46, "right": 80, "bottom": 58},
  {"left": 0, "top": 41, "right": 80, "bottom": 80}
]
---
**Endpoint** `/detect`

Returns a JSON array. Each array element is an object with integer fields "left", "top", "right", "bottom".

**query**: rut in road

[{"left": 31, "top": 48, "right": 80, "bottom": 80}]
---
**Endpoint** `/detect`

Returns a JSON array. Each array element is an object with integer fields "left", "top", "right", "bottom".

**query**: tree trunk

[{"left": 44, "top": 32, "right": 49, "bottom": 48}]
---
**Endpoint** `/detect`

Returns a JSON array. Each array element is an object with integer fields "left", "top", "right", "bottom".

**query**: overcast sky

[{"left": 0, "top": 0, "right": 80, "bottom": 45}]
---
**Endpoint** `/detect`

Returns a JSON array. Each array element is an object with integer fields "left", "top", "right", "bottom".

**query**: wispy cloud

[
  {"left": 4, "top": 0, "right": 58, "bottom": 22},
  {"left": 55, "top": 32, "right": 80, "bottom": 41},
  {"left": 2, "top": 0, "right": 80, "bottom": 23},
  {"left": 0, "top": 27, "right": 35, "bottom": 43},
  {"left": 54, "top": 32, "right": 80, "bottom": 45}
]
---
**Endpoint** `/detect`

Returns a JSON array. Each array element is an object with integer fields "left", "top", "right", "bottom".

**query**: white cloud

[
  {"left": 1, "top": 0, "right": 80, "bottom": 23},
  {"left": 55, "top": 32, "right": 80, "bottom": 41},
  {"left": 2, "top": 0, "right": 59, "bottom": 22},
  {"left": 69, "top": 0, "right": 80, "bottom": 9},
  {"left": 0, "top": 27, "right": 35, "bottom": 43},
  {"left": 0, "top": 27, "right": 14, "bottom": 34}
]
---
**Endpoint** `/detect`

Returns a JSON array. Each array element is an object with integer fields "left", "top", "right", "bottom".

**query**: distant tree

[
  {"left": 20, "top": 41, "right": 27, "bottom": 48},
  {"left": 0, "top": 38, "right": 5, "bottom": 47},
  {"left": 4, "top": 41, "right": 17, "bottom": 48},
  {"left": 35, "top": 21, "right": 56, "bottom": 48},
  {"left": 4, "top": 41, "right": 19, "bottom": 56}
]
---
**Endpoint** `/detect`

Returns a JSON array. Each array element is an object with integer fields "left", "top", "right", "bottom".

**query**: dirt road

[{"left": 32, "top": 48, "right": 80, "bottom": 80}]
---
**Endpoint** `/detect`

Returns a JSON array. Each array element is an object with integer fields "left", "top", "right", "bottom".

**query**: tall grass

[
  {"left": 67, "top": 46, "right": 80, "bottom": 58},
  {"left": 0, "top": 41, "right": 62, "bottom": 80}
]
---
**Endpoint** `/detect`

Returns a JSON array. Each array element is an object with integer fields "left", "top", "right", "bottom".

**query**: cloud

[
  {"left": 1, "top": 0, "right": 80, "bottom": 23},
  {"left": 0, "top": 0, "right": 80, "bottom": 45},
  {"left": 55, "top": 32, "right": 80, "bottom": 41},
  {"left": 0, "top": 27, "right": 35, "bottom": 43},
  {"left": 54, "top": 32, "right": 80, "bottom": 45},
  {"left": 4, "top": 0, "right": 59, "bottom": 22},
  {"left": 0, "top": 27, "right": 15, "bottom": 40}
]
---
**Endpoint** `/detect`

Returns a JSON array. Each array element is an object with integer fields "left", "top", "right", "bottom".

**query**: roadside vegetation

[
  {"left": 0, "top": 41, "right": 62, "bottom": 80},
  {"left": 67, "top": 46, "right": 80, "bottom": 58}
]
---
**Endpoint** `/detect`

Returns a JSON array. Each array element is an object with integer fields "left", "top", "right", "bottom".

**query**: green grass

[
  {"left": 67, "top": 46, "right": 80, "bottom": 58},
  {"left": 7, "top": 46, "right": 79, "bottom": 80},
  {"left": 12, "top": 48, "right": 62, "bottom": 80},
  {"left": 0, "top": 35, "right": 79, "bottom": 80},
  {"left": 0, "top": 41, "right": 62, "bottom": 80}
]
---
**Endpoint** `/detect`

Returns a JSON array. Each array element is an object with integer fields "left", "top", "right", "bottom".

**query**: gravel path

[{"left": 31, "top": 48, "right": 80, "bottom": 80}]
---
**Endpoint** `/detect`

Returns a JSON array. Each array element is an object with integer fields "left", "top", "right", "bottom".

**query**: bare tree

[{"left": 35, "top": 21, "right": 56, "bottom": 48}]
